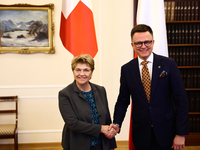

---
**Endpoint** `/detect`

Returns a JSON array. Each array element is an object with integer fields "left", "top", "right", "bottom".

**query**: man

[{"left": 110, "top": 24, "right": 189, "bottom": 150}]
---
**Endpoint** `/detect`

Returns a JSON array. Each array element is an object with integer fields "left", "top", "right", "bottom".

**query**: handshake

[{"left": 101, "top": 124, "right": 120, "bottom": 139}]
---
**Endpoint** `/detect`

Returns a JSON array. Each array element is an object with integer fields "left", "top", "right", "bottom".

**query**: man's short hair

[{"left": 130, "top": 24, "right": 153, "bottom": 40}]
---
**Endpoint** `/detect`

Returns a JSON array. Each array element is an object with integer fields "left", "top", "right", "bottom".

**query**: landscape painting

[{"left": 0, "top": 4, "right": 55, "bottom": 54}]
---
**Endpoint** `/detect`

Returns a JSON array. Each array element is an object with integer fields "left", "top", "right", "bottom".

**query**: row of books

[
  {"left": 189, "top": 115, "right": 200, "bottom": 132},
  {"left": 166, "top": 24, "right": 200, "bottom": 44},
  {"left": 179, "top": 69, "right": 200, "bottom": 88},
  {"left": 164, "top": 1, "right": 200, "bottom": 21},
  {"left": 168, "top": 47, "right": 200, "bottom": 66},
  {"left": 187, "top": 91, "right": 200, "bottom": 112}
]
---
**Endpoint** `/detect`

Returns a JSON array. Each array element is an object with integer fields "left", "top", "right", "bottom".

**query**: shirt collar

[{"left": 138, "top": 52, "right": 153, "bottom": 65}]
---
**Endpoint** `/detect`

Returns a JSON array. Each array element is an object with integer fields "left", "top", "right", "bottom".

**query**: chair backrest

[
  {"left": 0, "top": 96, "right": 18, "bottom": 150},
  {"left": 0, "top": 96, "right": 18, "bottom": 125}
]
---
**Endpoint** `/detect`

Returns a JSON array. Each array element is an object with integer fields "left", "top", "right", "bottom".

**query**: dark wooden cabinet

[{"left": 133, "top": 0, "right": 200, "bottom": 146}]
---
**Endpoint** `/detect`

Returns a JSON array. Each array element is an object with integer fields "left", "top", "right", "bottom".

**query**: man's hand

[
  {"left": 101, "top": 125, "right": 117, "bottom": 139},
  {"left": 171, "top": 135, "right": 185, "bottom": 150},
  {"left": 108, "top": 124, "right": 120, "bottom": 133}
]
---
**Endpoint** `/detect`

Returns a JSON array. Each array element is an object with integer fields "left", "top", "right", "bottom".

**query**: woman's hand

[{"left": 101, "top": 125, "right": 117, "bottom": 139}]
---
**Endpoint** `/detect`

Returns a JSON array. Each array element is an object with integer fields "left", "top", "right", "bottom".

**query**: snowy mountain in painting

[
  {"left": 1, "top": 22, "right": 13, "bottom": 31},
  {"left": 25, "top": 20, "right": 35, "bottom": 25},
  {"left": 1, "top": 20, "right": 36, "bottom": 31},
  {"left": 16, "top": 22, "right": 29, "bottom": 30},
  {"left": 3, "top": 20, "right": 17, "bottom": 28}
]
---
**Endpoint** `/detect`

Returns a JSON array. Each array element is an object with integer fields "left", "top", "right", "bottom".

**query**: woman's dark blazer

[{"left": 59, "top": 81, "right": 116, "bottom": 150}]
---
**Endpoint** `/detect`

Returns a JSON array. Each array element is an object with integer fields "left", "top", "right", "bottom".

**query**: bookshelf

[
  {"left": 165, "top": 0, "right": 200, "bottom": 145},
  {"left": 133, "top": 0, "right": 200, "bottom": 146}
]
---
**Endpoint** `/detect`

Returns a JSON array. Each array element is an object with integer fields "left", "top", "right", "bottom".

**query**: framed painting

[{"left": 0, "top": 3, "right": 55, "bottom": 54}]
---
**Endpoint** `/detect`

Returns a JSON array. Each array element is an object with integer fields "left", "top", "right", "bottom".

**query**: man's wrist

[{"left": 114, "top": 123, "right": 120, "bottom": 128}]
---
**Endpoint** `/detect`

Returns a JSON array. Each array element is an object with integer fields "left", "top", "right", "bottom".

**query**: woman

[{"left": 59, "top": 54, "right": 117, "bottom": 150}]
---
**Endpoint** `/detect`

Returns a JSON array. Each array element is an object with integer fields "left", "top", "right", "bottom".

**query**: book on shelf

[
  {"left": 180, "top": 1, "right": 184, "bottom": 21},
  {"left": 192, "top": 48, "right": 196, "bottom": 66},
  {"left": 185, "top": 24, "right": 189, "bottom": 44},
  {"left": 193, "top": 69, "right": 197, "bottom": 88},
  {"left": 193, "top": 24, "right": 197, "bottom": 44},
  {"left": 195, "top": 47, "right": 199, "bottom": 66},
  {"left": 171, "top": 25, "right": 175, "bottom": 44},
  {"left": 186, "top": 48, "right": 190, "bottom": 66},
  {"left": 195, "top": 1, "right": 199, "bottom": 20},
  {"left": 173, "top": 48, "right": 176, "bottom": 60},
  {"left": 172, "top": 48, "right": 176, "bottom": 62},
  {"left": 169, "top": 47, "right": 172, "bottom": 58},
  {"left": 176, "top": 48, "right": 179, "bottom": 65},
  {"left": 189, "top": 24, "right": 193, "bottom": 44},
  {"left": 190, "top": 47, "right": 193, "bottom": 66},
  {"left": 171, "top": 48, "right": 173, "bottom": 58},
  {"left": 171, "top": 1, "right": 175, "bottom": 21},
  {"left": 183, "top": 70, "right": 187, "bottom": 88},
  {"left": 186, "top": 69, "right": 191, "bottom": 88},
  {"left": 177, "top": 1, "right": 181, "bottom": 21},
  {"left": 179, "top": 48, "right": 183, "bottom": 66},
  {"left": 167, "top": 24, "right": 171, "bottom": 44},
  {"left": 183, "top": 1, "right": 187, "bottom": 21},
  {"left": 187, "top": 91, "right": 190, "bottom": 107},
  {"left": 179, "top": 69, "right": 183, "bottom": 85},
  {"left": 181, "top": 24, "right": 185, "bottom": 44},
  {"left": 188, "top": 1, "right": 191, "bottom": 21},
  {"left": 175, "top": 25, "right": 179, "bottom": 44},
  {"left": 180, "top": 69, "right": 183, "bottom": 83},
  {"left": 182, "top": 47, "right": 186, "bottom": 66},
  {"left": 178, "top": 25, "right": 182, "bottom": 44},
  {"left": 191, "top": 1, "right": 195, "bottom": 21},
  {"left": 167, "top": 1, "right": 171, "bottom": 21},
  {"left": 197, "top": 24, "right": 199, "bottom": 44},
  {"left": 174, "top": 2, "right": 178, "bottom": 21},
  {"left": 190, "top": 70, "right": 194, "bottom": 88}
]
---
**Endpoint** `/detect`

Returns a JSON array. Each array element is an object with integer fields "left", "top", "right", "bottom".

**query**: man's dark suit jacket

[
  {"left": 114, "top": 53, "right": 189, "bottom": 148},
  {"left": 59, "top": 81, "right": 116, "bottom": 150}
]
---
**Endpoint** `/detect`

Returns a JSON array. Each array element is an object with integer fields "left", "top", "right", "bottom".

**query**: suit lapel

[
  {"left": 72, "top": 81, "right": 86, "bottom": 100},
  {"left": 150, "top": 54, "right": 164, "bottom": 102},
  {"left": 129, "top": 58, "right": 147, "bottom": 101}
]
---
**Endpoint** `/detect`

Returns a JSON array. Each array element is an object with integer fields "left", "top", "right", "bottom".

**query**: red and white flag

[
  {"left": 136, "top": 0, "right": 168, "bottom": 57},
  {"left": 60, "top": 0, "right": 98, "bottom": 58},
  {"left": 129, "top": 0, "right": 168, "bottom": 149}
]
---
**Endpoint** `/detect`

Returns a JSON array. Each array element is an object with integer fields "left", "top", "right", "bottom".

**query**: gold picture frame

[{"left": 0, "top": 3, "right": 55, "bottom": 54}]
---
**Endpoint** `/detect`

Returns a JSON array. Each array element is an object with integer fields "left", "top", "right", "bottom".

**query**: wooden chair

[{"left": 0, "top": 96, "right": 18, "bottom": 150}]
